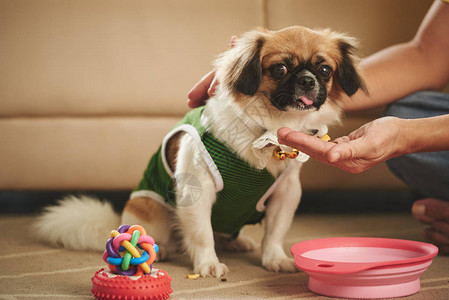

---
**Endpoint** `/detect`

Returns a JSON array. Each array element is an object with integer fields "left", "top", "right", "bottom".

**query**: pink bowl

[{"left": 291, "top": 237, "right": 438, "bottom": 299}]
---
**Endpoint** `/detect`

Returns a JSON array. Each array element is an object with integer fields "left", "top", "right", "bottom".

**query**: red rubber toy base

[{"left": 91, "top": 268, "right": 172, "bottom": 300}]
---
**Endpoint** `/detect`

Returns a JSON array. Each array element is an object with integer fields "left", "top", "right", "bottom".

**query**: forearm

[
  {"left": 401, "top": 114, "right": 449, "bottom": 154},
  {"left": 342, "top": 42, "right": 429, "bottom": 111},
  {"left": 342, "top": 0, "right": 449, "bottom": 112}
]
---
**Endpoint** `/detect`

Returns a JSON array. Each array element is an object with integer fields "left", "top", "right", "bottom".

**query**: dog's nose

[{"left": 298, "top": 76, "right": 315, "bottom": 91}]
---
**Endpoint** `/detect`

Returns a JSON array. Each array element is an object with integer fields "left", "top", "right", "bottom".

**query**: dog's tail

[{"left": 32, "top": 195, "right": 121, "bottom": 251}]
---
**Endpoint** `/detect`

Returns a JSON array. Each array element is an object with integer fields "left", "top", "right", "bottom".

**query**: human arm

[
  {"left": 342, "top": 0, "right": 449, "bottom": 112},
  {"left": 277, "top": 114, "right": 449, "bottom": 173},
  {"left": 187, "top": 70, "right": 217, "bottom": 108},
  {"left": 277, "top": 0, "right": 449, "bottom": 173}
]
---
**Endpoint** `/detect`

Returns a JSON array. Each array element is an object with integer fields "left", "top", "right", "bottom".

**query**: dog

[{"left": 34, "top": 26, "right": 367, "bottom": 278}]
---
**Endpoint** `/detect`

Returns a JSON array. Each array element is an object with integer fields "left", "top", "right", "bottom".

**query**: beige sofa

[{"left": 0, "top": 0, "right": 436, "bottom": 192}]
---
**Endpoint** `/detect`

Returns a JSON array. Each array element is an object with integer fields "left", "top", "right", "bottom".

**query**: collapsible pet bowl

[{"left": 291, "top": 237, "right": 438, "bottom": 299}]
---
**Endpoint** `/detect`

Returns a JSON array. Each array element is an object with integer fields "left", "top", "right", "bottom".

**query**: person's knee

[
  {"left": 385, "top": 91, "right": 449, "bottom": 119},
  {"left": 386, "top": 155, "right": 414, "bottom": 187},
  {"left": 385, "top": 91, "right": 429, "bottom": 119},
  {"left": 386, "top": 153, "right": 449, "bottom": 200}
]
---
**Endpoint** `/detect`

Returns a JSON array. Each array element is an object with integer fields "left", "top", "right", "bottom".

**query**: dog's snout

[{"left": 298, "top": 76, "right": 315, "bottom": 91}]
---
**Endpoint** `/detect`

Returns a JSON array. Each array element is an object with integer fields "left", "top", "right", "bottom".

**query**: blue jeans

[{"left": 384, "top": 91, "right": 449, "bottom": 200}]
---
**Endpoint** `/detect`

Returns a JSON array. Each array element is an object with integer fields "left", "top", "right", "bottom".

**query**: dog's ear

[
  {"left": 215, "top": 30, "right": 266, "bottom": 96},
  {"left": 336, "top": 38, "right": 368, "bottom": 97},
  {"left": 233, "top": 38, "right": 264, "bottom": 95}
]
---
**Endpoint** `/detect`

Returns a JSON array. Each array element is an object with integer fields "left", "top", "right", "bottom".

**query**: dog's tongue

[{"left": 300, "top": 96, "right": 314, "bottom": 106}]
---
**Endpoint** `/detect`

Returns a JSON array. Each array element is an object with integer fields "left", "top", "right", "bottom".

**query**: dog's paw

[
  {"left": 226, "top": 235, "right": 256, "bottom": 252},
  {"left": 263, "top": 258, "right": 298, "bottom": 273},
  {"left": 195, "top": 261, "right": 229, "bottom": 278}
]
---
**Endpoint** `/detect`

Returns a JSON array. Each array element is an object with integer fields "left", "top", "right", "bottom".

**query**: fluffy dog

[{"left": 34, "top": 26, "right": 366, "bottom": 278}]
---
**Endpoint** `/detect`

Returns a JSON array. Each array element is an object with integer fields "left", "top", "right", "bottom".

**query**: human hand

[
  {"left": 277, "top": 117, "right": 409, "bottom": 173},
  {"left": 187, "top": 36, "right": 238, "bottom": 108},
  {"left": 187, "top": 71, "right": 217, "bottom": 108}
]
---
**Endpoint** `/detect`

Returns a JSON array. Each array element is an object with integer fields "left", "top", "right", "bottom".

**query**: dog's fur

[{"left": 33, "top": 26, "right": 366, "bottom": 277}]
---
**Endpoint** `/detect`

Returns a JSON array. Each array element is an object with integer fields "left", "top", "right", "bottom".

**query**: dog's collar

[
  {"left": 251, "top": 128, "right": 330, "bottom": 168},
  {"left": 273, "top": 132, "right": 330, "bottom": 161}
]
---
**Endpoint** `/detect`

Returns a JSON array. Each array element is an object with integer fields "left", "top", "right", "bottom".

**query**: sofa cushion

[{"left": 0, "top": 0, "right": 263, "bottom": 117}]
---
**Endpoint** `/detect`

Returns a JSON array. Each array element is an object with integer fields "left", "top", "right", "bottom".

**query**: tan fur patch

[
  {"left": 165, "top": 131, "right": 182, "bottom": 173},
  {"left": 261, "top": 27, "right": 343, "bottom": 64},
  {"left": 123, "top": 196, "right": 168, "bottom": 224}
]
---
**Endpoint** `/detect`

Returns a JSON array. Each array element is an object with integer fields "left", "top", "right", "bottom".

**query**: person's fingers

[
  {"left": 230, "top": 35, "right": 238, "bottom": 47},
  {"left": 207, "top": 76, "right": 219, "bottom": 97},
  {"left": 277, "top": 127, "right": 295, "bottom": 142},
  {"left": 333, "top": 136, "right": 351, "bottom": 144},
  {"left": 326, "top": 142, "right": 358, "bottom": 163},
  {"left": 424, "top": 227, "right": 449, "bottom": 247},
  {"left": 412, "top": 198, "right": 449, "bottom": 223},
  {"left": 412, "top": 201, "right": 432, "bottom": 224},
  {"left": 430, "top": 221, "right": 449, "bottom": 238},
  {"left": 277, "top": 128, "right": 334, "bottom": 160},
  {"left": 278, "top": 128, "right": 323, "bottom": 151},
  {"left": 187, "top": 70, "right": 216, "bottom": 108}
]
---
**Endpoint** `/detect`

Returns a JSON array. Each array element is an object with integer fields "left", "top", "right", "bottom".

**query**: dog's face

[{"left": 216, "top": 26, "right": 366, "bottom": 113}]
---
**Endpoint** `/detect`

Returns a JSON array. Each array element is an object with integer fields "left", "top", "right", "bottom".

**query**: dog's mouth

[
  {"left": 269, "top": 83, "right": 327, "bottom": 112},
  {"left": 299, "top": 95, "right": 314, "bottom": 106},
  {"left": 292, "top": 95, "right": 317, "bottom": 110}
]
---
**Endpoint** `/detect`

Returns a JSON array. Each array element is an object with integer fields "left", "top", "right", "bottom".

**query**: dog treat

[
  {"left": 320, "top": 134, "right": 331, "bottom": 142},
  {"left": 91, "top": 224, "right": 173, "bottom": 300},
  {"left": 186, "top": 273, "right": 201, "bottom": 279}
]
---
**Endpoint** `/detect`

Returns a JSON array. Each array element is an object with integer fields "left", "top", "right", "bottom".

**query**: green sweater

[{"left": 133, "top": 107, "right": 276, "bottom": 237}]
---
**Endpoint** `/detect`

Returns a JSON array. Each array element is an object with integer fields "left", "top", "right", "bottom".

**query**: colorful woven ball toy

[
  {"left": 103, "top": 224, "right": 158, "bottom": 276},
  {"left": 91, "top": 224, "right": 173, "bottom": 300}
]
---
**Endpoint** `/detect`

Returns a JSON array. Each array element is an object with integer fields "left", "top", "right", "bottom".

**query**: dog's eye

[
  {"left": 319, "top": 65, "right": 332, "bottom": 79},
  {"left": 270, "top": 64, "right": 288, "bottom": 79}
]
